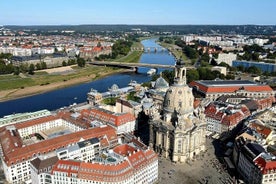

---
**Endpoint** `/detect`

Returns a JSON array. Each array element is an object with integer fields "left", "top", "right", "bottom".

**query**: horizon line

[{"left": 2, "top": 23, "right": 276, "bottom": 27}]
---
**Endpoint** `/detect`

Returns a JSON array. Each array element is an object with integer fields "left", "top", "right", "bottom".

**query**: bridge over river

[{"left": 87, "top": 61, "right": 194, "bottom": 72}]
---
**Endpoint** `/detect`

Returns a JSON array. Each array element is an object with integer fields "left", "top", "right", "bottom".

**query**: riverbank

[
  {"left": 158, "top": 41, "right": 196, "bottom": 65},
  {"left": 0, "top": 48, "right": 143, "bottom": 102},
  {"left": 0, "top": 67, "right": 128, "bottom": 102},
  {"left": 0, "top": 38, "right": 176, "bottom": 117}
]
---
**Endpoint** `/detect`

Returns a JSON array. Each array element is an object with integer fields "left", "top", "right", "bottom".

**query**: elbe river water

[{"left": 0, "top": 39, "right": 176, "bottom": 118}]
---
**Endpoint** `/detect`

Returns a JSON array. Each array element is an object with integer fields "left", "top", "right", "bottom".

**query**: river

[{"left": 0, "top": 39, "right": 176, "bottom": 118}]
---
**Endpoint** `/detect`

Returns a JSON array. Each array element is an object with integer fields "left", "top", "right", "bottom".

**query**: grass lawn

[
  {"left": 131, "top": 41, "right": 143, "bottom": 48},
  {"left": 0, "top": 66, "right": 119, "bottom": 91},
  {"left": 159, "top": 42, "right": 194, "bottom": 65},
  {"left": 0, "top": 77, "right": 34, "bottom": 90},
  {"left": 113, "top": 51, "right": 143, "bottom": 63},
  {"left": 0, "top": 40, "right": 143, "bottom": 91}
]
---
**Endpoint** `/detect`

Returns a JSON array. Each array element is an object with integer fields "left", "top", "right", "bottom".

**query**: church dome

[
  {"left": 163, "top": 84, "right": 194, "bottom": 114},
  {"left": 109, "top": 84, "right": 119, "bottom": 91},
  {"left": 154, "top": 76, "right": 169, "bottom": 89},
  {"left": 163, "top": 60, "right": 194, "bottom": 115}
]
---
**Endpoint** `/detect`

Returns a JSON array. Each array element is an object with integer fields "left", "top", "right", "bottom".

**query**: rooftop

[
  {"left": 0, "top": 122, "right": 117, "bottom": 166},
  {"left": 189, "top": 80, "right": 273, "bottom": 93},
  {"left": 196, "top": 80, "right": 257, "bottom": 87},
  {"left": 31, "top": 156, "right": 59, "bottom": 172},
  {"left": 81, "top": 108, "right": 135, "bottom": 127}
]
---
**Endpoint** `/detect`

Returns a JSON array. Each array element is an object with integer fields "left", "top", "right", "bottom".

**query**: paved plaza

[{"left": 158, "top": 138, "right": 234, "bottom": 184}]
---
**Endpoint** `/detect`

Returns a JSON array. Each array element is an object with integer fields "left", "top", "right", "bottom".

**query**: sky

[{"left": 1, "top": 0, "right": 276, "bottom": 25}]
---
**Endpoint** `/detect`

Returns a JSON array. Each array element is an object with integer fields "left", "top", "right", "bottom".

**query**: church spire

[{"left": 174, "top": 59, "right": 186, "bottom": 85}]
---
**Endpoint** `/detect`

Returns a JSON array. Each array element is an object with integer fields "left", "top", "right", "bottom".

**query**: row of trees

[
  {"left": 1, "top": 56, "right": 87, "bottom": 76},
  {"left": 0, "top": 53, "right": 49, "bottom": 75},
  {"left": 95, "top": 39, "right": 133, "bottom": 61},
  {"left": 0, "top": 61, "right": 48, "bottom": 75},
  {"left": 0, "top": 53, "right": 14, "bottom": 74},
  {"left": 150, "top": 67, "right": 235, "bottom": 87},
  {"left": 238, "top": 44, "right": 267, "bottom": 61},
  {"left": 62, "top": 59, "right": 77, "bottom": 66},
  {"left": 236, "top": 65, "right": 262, "bottom": 75}
]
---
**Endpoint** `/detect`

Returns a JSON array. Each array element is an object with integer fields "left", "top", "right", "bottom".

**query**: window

[
  {"left": 179, "top": 101, "right": 182, "bottom": 108},
  {"left": 177, "top": 139, "right": 182, "bottom": 153}
]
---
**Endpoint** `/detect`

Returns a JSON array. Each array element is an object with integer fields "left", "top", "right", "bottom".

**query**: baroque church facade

[{"left": 149, "top": 60, "right": 206, "bottom": 163}]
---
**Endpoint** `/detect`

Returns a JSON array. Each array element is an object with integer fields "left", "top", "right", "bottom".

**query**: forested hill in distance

[{"left": 4, "top": 24, "right": 276, "bottom": 35}]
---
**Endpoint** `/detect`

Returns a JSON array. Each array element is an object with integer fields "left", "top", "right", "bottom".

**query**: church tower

[
  {"left": 163, "top": 59, "right": 194, "bottom": 122},
  {"left": 149, "top": 59, "right": 206, "bottom": 163}
]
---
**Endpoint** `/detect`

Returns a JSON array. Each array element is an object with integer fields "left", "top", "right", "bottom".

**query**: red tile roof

[
  {"left": 127, "top": 149, "right": 148, "bottom": 170},
  {"left": 52, "top": 160, "right": 81, "bottom": 175},
  {"left": 205, "top": 103, "right": 250, "bottom": 127},
  {"left": 51, "top": 144, "right": 158, "bottom": 182},
  {"left": 256, "top": 96, "right": 275, "bottom": 110},
  {"left": 113, "top": 144, "right": 136, "bottom": 157},
  {"left": 93, "top": 47, "right": 102, "bottom": 52},
  {"left": 250, "top": 122, "right": 272, "bottom": 139},
  {"left": 99, "top": 138, "right": 109, "bottom": 148},
  {"left": 189, "top": 81, "right": 273, "bottom": 94},
  {"left": 0, "top": 125, "right": 117, "bottom": 166},
  {"left": 79, "top": 161, "right": 132, "bottom": 182},
  {"left": 254, "top": 156, "right": 276, "bottom": 174},
  {"left": 81, "top": 108, "right": 135, "bottom": 127},
  {"left": 14, "top": 115, "right": 59, "bottom": 129}
]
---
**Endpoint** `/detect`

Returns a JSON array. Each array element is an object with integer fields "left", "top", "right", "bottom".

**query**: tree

[
  {"left": 175, "top": 39, "right": 185, "bottom": 47},
  {"left": 198, "top": 67, "right": 207, "bottom": 80},
  {"left": 164, "top": 38, "right": 173, "bottom": 44},
  {"left": 35, "top": 63, "right": 41, "bottom": 70},
  {"left": 19, "top": 63, "right": 29, "bottom": 73},
  {"left": 200, "top": 53, "right": 210, "bottom": 63},
  {"left": 187, "top": 69, "right": 199, "bottom": 83},
  {"left": 0, "top": 53, "right": 12, "bottom": 60},
  {"left": 183, "top": 46, "right": 198, "bottom": 59},
  {"left": 251, "top": 52, "right": 259, "bottom": 61},
  {"left": 225, "top": 74, "right": 235, "bottom": 80},
  {"left": 13, "top": 66, "right": 20, "bottom": 75},
  {"left": 102, "top": 97, "right": 117, "bottom": 105},
  {"left": 237, "top": 65, "right": 245, "bottom": 72},
  {"left": 0, "top": 60, "right": 14, "bottom": 74},
  {"left": 127, "top": 91, "right": 140, "bottom": 102},
  {"left": 160, "top": 70, "right": 174, "bottom": 85},
  {"left": 197, "top": 67, "right": 216, "bottom": 80},
  {"left": 77, "top": 58, "right": 86, "bottom": 67},
  {"left": 218, "top": 62, "right": 230, "bottom": 68},
  {"left": 68, "top": 59, "right": 76, "bottom": 65},
  {"left": 159, "top": 36, "right": 164, "bottom": 42},
  {"left": 62, "top": 61, "right": 67, "bottom": 66},
  {"left": 41, "top": 62, "right": 47, "bottom": 69},
  {"left": 6, "top": 64, "right": 14, "bottom": 74},
  {"left": 201, "top": 61, "right": 210, "bottom": 67},
  {"left": 28, "top": 64, "right": 35, "bottom": 75},
  {"left": 247, "top": 66, "right": 262, "bottom": 75},
  {"left": 211, "top": 70, "right": 224, "bottom": 79}
]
